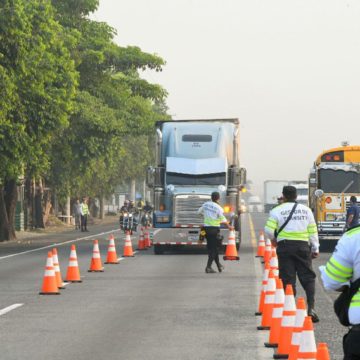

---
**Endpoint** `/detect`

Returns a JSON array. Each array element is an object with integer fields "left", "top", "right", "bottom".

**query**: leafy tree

[
  {"left": 0, "top": 0, "right": 77, "bottom": 240},
  {"left": 49, "top": 1, "right": 169, "bottom": 212}
]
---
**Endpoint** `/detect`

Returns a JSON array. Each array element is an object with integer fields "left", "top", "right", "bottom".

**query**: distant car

[{"left": 248, "top": 196, "right": 263, "bottom": 213}]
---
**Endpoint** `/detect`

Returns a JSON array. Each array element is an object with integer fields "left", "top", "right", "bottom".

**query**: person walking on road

[
  {"left": 73, "top": 199, "right": 82, "bottom": 230},
  {"left": 80, "top": 197, "right": 89, "bottom": 232},
  {"left": 265, "top": 185, "right": 320, "bottom": 322},
  {"left": 346, "top": 196, "right": 360, "bottom": 231},
  {"left": 320, "top": 224, "right": 360, "bottom": 359},
  {"left": 198, "top": 191, "right": 233, "bottom": 273}
]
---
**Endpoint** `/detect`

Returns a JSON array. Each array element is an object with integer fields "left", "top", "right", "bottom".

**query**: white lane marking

[
  {"left": 0, "top": 303, "right": 24, "bottom": 316},
  {"left": 153, "top": 229, "right": 161, "bottom": 235},
  {"left": 0, "top": 229, "right": 121, "bottom": 261}
]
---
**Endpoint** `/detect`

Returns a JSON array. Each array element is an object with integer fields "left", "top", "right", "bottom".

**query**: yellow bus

[{"left": 308, "top": 145, "right": 360, "bottom": 250}]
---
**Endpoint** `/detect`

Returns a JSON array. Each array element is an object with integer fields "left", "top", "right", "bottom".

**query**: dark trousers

[
  {"left": 276, "top": 240, "right": 316, "bottom": 309},
  {"left": 81, "top": 214, "right": 88, "bottom": 231},
  {"left": 205, "top": 227, "right": 221, "bottom": 269},
  {"left": 344, "top": 327, "right": 360, "bottom": 359}
]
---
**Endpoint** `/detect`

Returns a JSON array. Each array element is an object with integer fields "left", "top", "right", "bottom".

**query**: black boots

[
  {"left": 308, "top": 308, "right": 320, "bottom": 323},
  {"left": 217, "top": 264, "right": 225, "bottom": 272},
  {"left": 205, "top": 267, "right": 216, "bottom": 273}
]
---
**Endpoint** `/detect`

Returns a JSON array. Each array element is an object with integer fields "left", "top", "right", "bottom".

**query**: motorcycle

[
  {"left": 141, "top": 210, "right": 152, "bottom": 227},
  {"left": 119, "top": 210, "right": 138, "bottom": 235}
]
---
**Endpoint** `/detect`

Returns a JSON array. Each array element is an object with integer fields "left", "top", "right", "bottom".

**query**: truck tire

[{"left": 154, "top": 244, "right": 164, "bottom": 255}]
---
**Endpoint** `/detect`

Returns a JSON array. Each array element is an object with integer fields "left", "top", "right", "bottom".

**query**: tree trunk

[
  {"left": 130, "top": 179, "right": 136, "bottom": 202},
  {"left": 35, "top": 179, "right": 44, "bottom": 228},
  {"left": 0, "top": 185, "right": 10, "bottom": 242},
  {"left": 99, "top": 196, "right": 105, "bottom": 220},
  {"left": 5, "top": 179, "right": 17, "bottom": 240},
  {"left": 0, "top": 180, "right": 17, "bottom": 242},
  {"left": 65, "top": 196, "right": 71, "bottom": 225},
  {"left": 43, "top": 189, "right": 52, "bottom": 225}
]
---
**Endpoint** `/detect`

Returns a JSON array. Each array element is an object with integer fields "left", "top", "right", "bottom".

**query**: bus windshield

[
  {"left": 318, "top": 169, "right": 360, "bottom": 193},
  {"left": 166, "top": 172, "right": 226, "bottom": 186}
]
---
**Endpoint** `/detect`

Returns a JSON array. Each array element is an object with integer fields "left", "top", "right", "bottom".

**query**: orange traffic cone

[
  {"left": 144, "top": 227, "right": 151, "bottom": 248},
  {"left": 265, "top": 278, "right": 285, "bottom": 347},
  {"left": 274, "top": 284, "right": 297, "bottom": 359},
  {"left": 137, "top": 228, "right": 146, "bottom": 250},
  {"left": 258, "top": 269, "right": 276, "bottom": 330},
  {"left": 64, "top": 244, "right": 82, "bottom": 283},
  {"left": 256, "top": 231, "right": 266, "bottom": 257},
  {"left": 52, "top": 248, "right": 65, "bottom": 289},
  {"left": 288, "top": 297, "right": 307, "bottom": 360},
  {"left": 105, "top": 234, "right": 120, "bottom": 264},
  {"left": 223, "top": 229, "right": 239, "bottom": 260},
  {"left": 123, "top": 231, "right": 135, "bottom": 257},
  {"left": 39, "top": 251, "right": 60, "bottom": 295},
  {"left": 270, "top": 249, "right": 279, "bottom": 277},
  {"left": 88, "top": 240, "right": 104, "bottom": 272},
  {"left": 255, "top": 262, "right": 270, "bottom": 316},
  {"left": 263, "top": 238, "right": 272, "bottom": 264},
  {"left": 297, "top": 316, "right": 317, "bottom": 359},
  {"left": 316, "top": 343, "right": 330, "bottom": 360}
]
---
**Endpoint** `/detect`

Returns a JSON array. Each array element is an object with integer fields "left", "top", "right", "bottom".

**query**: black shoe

[
  {"left": 308, "top": 309, "right": 319, "bottom": 323},
  {"left": 205, "top": 267, "right": 216, "bottom": 273},
  {"left": 217, "top": 264, "right": 225, "bottom": 272}
]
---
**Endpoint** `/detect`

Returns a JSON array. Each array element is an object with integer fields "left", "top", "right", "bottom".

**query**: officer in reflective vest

[
  {"left": 198, "top": 191, "right": 233, "bottom": 273},
  {"left": 265, "top": 185, "right": 320, "bottom": 322},
  {"left": 80, "top": 197, "right": 89, "bottom": 232},
  {"left": 320, "top": 225, "right": 360, "bottom": 359}
]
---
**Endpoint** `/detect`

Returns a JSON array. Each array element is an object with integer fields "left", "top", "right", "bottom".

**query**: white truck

[
  {"left": 263, "top": 180, "right": 289, "bottom": 213},
  {"left": 146, "top": 119, "right": 246, "bottom": 254},
  {"left": 264, "top": 180, "right": 309, "bottom": 212}
]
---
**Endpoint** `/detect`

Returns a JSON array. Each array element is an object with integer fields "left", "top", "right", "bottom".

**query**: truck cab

[{"left": 147, "top": 119, "right": 246, "bottom": 254}]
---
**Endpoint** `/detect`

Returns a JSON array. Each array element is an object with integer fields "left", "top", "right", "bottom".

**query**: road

[{"left": 0, "top": 213, "right": 346, "bottom": 360}]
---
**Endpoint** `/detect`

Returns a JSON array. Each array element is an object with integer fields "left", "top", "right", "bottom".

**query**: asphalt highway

[{"left": 0, "top": 213, "right": 345, "bottom": 360}]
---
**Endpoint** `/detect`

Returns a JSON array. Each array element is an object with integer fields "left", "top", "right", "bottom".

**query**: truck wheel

[{"left": 154, "top": 244, "right": 164, "bottom": 255}]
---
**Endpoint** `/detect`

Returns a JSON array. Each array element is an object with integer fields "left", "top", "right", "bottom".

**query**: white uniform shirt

[
  {"left": 265, "top": 202, "right": 319, "bottom": 252},
  {"left": 197, "top": 201, "right": 227, "bottom": 227},
  {"left": 320, "top": 226, "right": 360, "bottom": 325}
]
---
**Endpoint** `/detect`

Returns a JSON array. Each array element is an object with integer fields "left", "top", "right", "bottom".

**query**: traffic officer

[
  {"left": 197, "top": 191, "right": 233, "bottom": 273},
  {"left": 80, "top": 197, "right": 89, "bottom": 232},
  {"left": 265, "top": 185, "right": 320, "bottom": 322},
  {"left": 320, "top": 225, "right": 360, "bottom": 359}
]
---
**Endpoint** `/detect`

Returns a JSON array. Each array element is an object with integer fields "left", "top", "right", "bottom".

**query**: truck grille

[{"left": 174, "top": 195, "right": 210, "bottom": 225}]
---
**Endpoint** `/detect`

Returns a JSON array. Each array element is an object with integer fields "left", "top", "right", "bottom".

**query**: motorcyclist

[
  {"left": 143, "top": 201, "right": 153, "bottom": 213},
  {"left": 141, "top": 201, "right": 153, "bottom": 227},
  {"left": 120, "top": 200, "right": 129, "bottom": 213},
  {"left": 128, "top": 200, "right": 137, "bottom": 214}
]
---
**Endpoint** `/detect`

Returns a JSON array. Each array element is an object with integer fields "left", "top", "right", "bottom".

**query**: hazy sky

[{"left": 94, "top": 0, "right": 360, "bottom": 196}]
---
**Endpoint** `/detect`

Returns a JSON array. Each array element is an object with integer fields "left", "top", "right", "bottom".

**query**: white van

[{"left": 248, "top": 196, "right": 263, "bottom": 213}]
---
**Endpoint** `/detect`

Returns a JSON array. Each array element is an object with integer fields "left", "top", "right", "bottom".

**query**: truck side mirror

[{"left": 146, "top": 166, "right": 155, "bottom": 188}]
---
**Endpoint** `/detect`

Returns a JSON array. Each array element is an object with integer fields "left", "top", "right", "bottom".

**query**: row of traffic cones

[
  {"left": 136, "top": 227, "right": 152, "bottom": 250},
  {"left": 39, "top": 231, "right": 140, "bottom": 295},
  {"left": 254, "top": 231, "right": 331, "bottom": 360}
]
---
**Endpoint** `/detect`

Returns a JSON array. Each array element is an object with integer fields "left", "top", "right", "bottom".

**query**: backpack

[{"left": 334, "top": 277, "right": 360, "bottom": 326}]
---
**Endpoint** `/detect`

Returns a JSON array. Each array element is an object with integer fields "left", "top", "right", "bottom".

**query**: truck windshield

[
  {"left": 166, "top": 172, "right": 226, "bottom": 186},
  {"left": 318, "top": 169, "right": 360, "bottom": 193}
]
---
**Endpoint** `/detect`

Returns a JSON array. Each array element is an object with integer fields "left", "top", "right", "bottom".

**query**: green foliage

[
  {"left": 48, "top": 1, "right": 169, "bottom": 201},
  {"left": 0, "top": 0, "right": 77, "bottom": 181}
]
